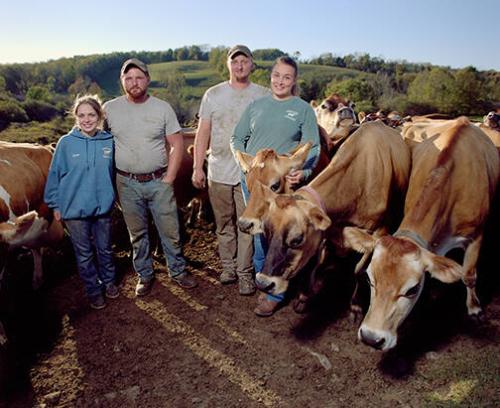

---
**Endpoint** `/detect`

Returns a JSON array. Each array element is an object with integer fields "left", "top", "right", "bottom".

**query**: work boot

[
  {"left": 135, "top": 278, "right": 154, "bottom": 297},
  {"left": 89, "top": 294, "right": 106, "bottom": 310},
  {"left": 238, "top": 275, "right": 256, "bottom": 296},
  {"left": 254, "top": 292, "right": 280, "bottom": 317},
  {"left": 172, "top": 272, "right": 198, "bottom": 289},
  {"left": 105, "top": 283, "right": 120, "bottom": 299},
  {"left": 219, "top": 270, "right": 237, "bottom": 284}
]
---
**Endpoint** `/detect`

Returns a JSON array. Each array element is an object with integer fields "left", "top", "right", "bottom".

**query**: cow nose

[
  {"left": 359, "top": 328, "right": 386, "bottom": 350},
  {"left": 238, "top": 218, "right": 254, "bottom": 233},
  {"left": 338, "top": 107, "right": 353, "bottom": 120}
]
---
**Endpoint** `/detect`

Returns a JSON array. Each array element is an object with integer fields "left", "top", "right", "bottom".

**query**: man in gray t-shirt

[
  {"left": 104, "top": 58, "right": 197, "bottom": 296},
  {"left": 192, "top": 45, "right": 269, "bottom": 295}
]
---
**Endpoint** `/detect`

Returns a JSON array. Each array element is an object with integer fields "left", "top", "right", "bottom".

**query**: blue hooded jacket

[{"left": 44, "top": 127, "right": 115, "bottom": 219}]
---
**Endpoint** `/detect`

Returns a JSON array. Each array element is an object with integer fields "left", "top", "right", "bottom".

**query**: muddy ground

[{"left": 0, "top": 213, "right": 499, "bottom": 408}]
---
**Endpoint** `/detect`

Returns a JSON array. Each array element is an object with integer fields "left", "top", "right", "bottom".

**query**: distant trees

[{"left": 0, "top": 45, "right": 498, "bottom": 134}]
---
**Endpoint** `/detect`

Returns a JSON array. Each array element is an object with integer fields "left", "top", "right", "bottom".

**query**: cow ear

[
  {"left": 310, "top": 100, "right": 318, "bottom": 108},
  {"left": 342, "top": 226, "right": 376, "bottom": 253},
  {"left": 255, "top": 180, "right": 276, "bottom": 203},
  {"left": 421, "top": 249, "right": 463, "bottom": 283},
  {"left": 308, "top": 206, "right": 331, "bottom": 231},
  {"left": 234, "top": 150, "right": 254, "bottom": 174},
  {"left": 288, "top": 142, "right": 311, "bottom": 167}
]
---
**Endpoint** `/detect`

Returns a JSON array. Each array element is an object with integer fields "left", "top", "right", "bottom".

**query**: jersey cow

[
  {"left": 238, "top": 121, "right": 411, "bottom": 311},
  {"left": 343, "top": 118, "right": 499, "bottom": 351},
  {"left": 311, "top": 93, "right": 357, "bottom": 155},
  {"left": 0, "top": 141, "right": 64, "bottom": 288}
]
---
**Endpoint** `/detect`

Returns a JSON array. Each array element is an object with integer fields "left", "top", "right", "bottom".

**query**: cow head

[
  {"left": 358, "top": 110, "right": 405, "bottom": 128},
  {"left": 483, "top": 111, "right": 500, "bottom": 130},
  {"left": 343, "top": 227, "right": 462, "bottom": 351},
  {"left": 252, "top": 189, "right": 331, "bottom": 296},
  {"left": 235, "top": 143, "right": 312, "bottom": 194},
  {"left": 311, "top": 94, "right": 356, "bottom": 142},
  {"left": 238, "top": 180, "right": 273, "bottom": 235}
]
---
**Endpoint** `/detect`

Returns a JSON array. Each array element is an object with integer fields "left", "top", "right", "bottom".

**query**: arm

[
  {"left": 286, "top": 106, "right": 321, "bottom": 186},
  {"left": 162, "top": 132, "right": 184, "bottom": 185},
  {"left": 230, "top": 104, "right": 252, "bottom": 155},
  {"left": 192, "top": 118, "right": 211, "bottom": 189}
]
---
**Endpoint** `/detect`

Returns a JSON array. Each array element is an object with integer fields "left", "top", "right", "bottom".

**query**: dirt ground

[{"left": 0, "top": 215, "right": 499, "bottom": 408}]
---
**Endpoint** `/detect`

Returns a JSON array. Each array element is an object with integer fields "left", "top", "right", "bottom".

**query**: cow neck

[
  {"left": 393, "top": 229, "right": 429, "bottom": 250},
  {"left": 297, "top": 185, "right": 326, "bottom": 213}
]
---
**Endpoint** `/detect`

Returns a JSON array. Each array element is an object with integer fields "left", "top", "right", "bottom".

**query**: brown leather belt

[{"left": 116, "top": 167, "right": 167, "bottom": 182}]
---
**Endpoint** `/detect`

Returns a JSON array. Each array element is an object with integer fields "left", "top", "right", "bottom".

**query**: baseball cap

[
  {"left": 120, "top": 58, "right": 149, "bottom": 76},
  {"left": 227, "top": 45, "right": 253, "bottom": 60}
]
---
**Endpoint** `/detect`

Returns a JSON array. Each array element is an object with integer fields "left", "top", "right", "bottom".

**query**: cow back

[
  {"left": 310, "top": 121, "right": 411, "bottom": 233},
  {"left": 0, "top": 142, "right": 53, "bottom": 221},
  {"left": 402, "top": 118, "right": 499, "bottom": 242}
]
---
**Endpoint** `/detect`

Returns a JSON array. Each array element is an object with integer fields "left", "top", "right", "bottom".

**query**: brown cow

[
  {"left": 173, "top": 131, "right": 210, "bottom": 226},
  {"left": 343, "top": 118, "right": 499, "bottom": 351},
  {"left": 0, "top": 142, "right": 64, "bottom": 285},
  {"left": 238, "top": 121, "right": 411, "bottom": 311},
  {"left": 358, "top": 110, "right": 406, "bottom": 129}
]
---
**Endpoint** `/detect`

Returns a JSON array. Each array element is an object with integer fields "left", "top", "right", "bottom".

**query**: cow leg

[
  {"left": 31, "top": 247, "right": 43, "bottom": 289},
  {"left": 462, "top": 237, "right": 482, "bottom": 317},
  {"left": 350, "top": 252, "right": 372, "bottom": 321},
  {"left": 293, "top": 250, "right": 326, "bottom": 314},
  {"left": 185, "top": 198, "right": 200, "bottom": 227}
]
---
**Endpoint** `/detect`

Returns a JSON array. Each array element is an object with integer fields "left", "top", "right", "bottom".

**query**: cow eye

[
  {"left": 270, "top": 180, "right": 281, "bottom": 192},
  {"left": 288, "top": 234, "right": 304, "bottom": 248},
  {"left": 403, "top": 283, "right": 420, "bottom": 298}
]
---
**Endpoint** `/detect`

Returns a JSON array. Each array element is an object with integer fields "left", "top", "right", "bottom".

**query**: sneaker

[
  {"left": 238, "top": 276, "right": 256, "bottom": 296},
  {"left": 220, "top": 270, "right": 237, "bottom": 284},
  {"left": 254, "top": 293, "right": 280, "bottom": 317},
  {"left": 89, "top": 295, "right": 106, "bottom": 310},
  {"left": 172, "top": 272, "right": 198, "bottom": 289},
  {"left": 135, "top": 278, "right": 154, "bottom": 297},
  {"left": 105, "top": 283, "right": 120, "bottom": 299}
]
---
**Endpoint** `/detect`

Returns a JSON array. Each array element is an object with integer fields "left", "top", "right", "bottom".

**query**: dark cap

[
  {"left": 227, "top": 45, "right": 253, "bottom": 60},
  {"left": 120, "top": 58, "right": 149, "bottom": 76}
]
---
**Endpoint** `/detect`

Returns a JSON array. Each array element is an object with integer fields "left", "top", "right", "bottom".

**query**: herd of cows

[{"left": 0, "top": 95, "right": 499, "bottom": 355}]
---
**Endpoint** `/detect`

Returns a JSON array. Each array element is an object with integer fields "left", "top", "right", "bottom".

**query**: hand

[
  {"left": 192, "top": 168, "right": 206, "bottom": 189},
  {"left": 54, "top": 210, "right": 61, "bottom": 221},
  {"left": 285, "top": 169, "right": 304, "bottom": 187},
  {"left": 161, "top": 174, "right": 175, "bottom": 185}
]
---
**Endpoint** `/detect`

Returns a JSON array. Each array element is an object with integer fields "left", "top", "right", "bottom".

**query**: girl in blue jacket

[{"left": 44, "top": 95, "right": 118, "bottom": 309}]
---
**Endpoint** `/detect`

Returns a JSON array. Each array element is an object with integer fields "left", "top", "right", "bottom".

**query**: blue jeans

[
  {"left": 116, "top": 174, "right": 185, "bottom": 282},
  {"left": 241, "top": 175, "right": 285, "bottom": 303},
  {"left": 65, "top": 214, "right": 116, "bottom": 298}
]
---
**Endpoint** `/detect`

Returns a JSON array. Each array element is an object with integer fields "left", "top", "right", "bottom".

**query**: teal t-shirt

[{"left": 231, "top": 95, "right": 320, "bottom": 179}]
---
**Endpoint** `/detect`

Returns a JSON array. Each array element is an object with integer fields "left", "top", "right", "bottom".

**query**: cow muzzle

[
  {"left": 238, "top": 217, "right": 262, "bottom": 234},
  {"left": 358, "top": 326, "right": 396, "bottom": 351}
]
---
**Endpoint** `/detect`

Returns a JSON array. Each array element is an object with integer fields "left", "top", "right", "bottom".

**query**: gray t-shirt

[
  {"left": 199, "top": 81, "right": 269, "bottom": 185},
  {"left": 104, "top": 95, "right": 181, "bottom": 173}
]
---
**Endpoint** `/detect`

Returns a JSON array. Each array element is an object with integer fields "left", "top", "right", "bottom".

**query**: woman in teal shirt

[{"left": 231, "top": 56, "right": 320, "bottom": 316}]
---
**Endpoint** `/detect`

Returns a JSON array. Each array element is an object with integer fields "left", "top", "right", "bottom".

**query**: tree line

[{"left": 1, "top": 45, "right": 499, "bottom": 133}]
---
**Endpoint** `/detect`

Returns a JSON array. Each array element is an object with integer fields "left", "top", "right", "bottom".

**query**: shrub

[
  {"left": 0, "top": 100, "right": 29, "bottom": 130},
  {"left": 22, "top": 99, "right": 60, "bottom": 122}
]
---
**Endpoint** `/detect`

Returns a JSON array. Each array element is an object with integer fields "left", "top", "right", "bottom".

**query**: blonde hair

[{"left": 71, "top": 94, "right": 104, "bottom": 127}]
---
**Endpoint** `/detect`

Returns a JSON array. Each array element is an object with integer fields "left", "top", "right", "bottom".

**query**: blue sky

[{"left": 1, "top": 0, "right": 498, "bottom": 71}]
